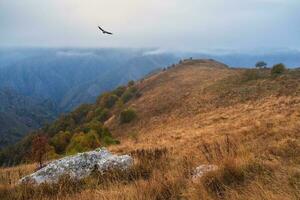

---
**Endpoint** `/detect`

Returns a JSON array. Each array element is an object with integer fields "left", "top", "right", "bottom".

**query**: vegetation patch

[
  {"left": 112, "top": 86, "right": 127, "bottom": 97},
  {"left": 94, "top": 108, "right": 110, "bottom": 123},
  {"left": 98, "top": 93, "right": 119, "bottom": 109},
  {"left": 120, "top": 108, "right": 137, "bottom": 124},
  {"left": 0, "top": 79, "right": 143, "bottom": 166},
  {"left": 271, "top": 63, "right": 286, "bottom": 76},
  {"left": 121, "top": 86, "right": 138, "bottom": 103}
]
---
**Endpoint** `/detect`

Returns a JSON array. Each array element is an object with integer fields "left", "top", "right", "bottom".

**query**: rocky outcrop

[{"left": 20, "top": 148, "right": 133, "bottom": 185}]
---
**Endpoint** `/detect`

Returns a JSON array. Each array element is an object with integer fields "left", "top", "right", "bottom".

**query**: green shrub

[
  {"left": 100, "top": 128, "right": 120, "bottom": 146},
  {"left": 66, "top": 131, "right": 101, "bottom": 155},
  {"left": 121, "top": 87, "right": 138, "bottom": 103},
  {"left": 113, "top": 86, "right": 127, "bottom": 97},
  {"left": 121, "top": 90, "right": 134, "bottom": 103},
  {"left": 128, "top": 86, "right": 138, "bottom": 93},
  {"left": 83, "top": 120, "right": 103, "bottom": 134},
  {"left": 99, "top": 127, "right": 112, "bottom": 138},
  {"left": 97, "top": 93, "right": 119, "bottom": 108},
  {"left": 50, "top": 131, "right": 72, "bottom": 154},
  {"left": 120, "top": 108, "right": 137, "bottom": 123},
  {"left": 116, "top": 99, "right": 124, "bottom": 109},
  {"left": 46, "top": 115, "right": 76, "bottom": 136},
  {"left": 95, "top": 108, "right": 110, "bottom": 122},
  {"left": 102, "top": 136, "right": 120, "bottom": 146},
  {"left": 128, "top": 80, "right": 135, "bottom": 87},
  {"left": 271, "top": 63, "right": 286, "bottom": 75},
  {"left": 104, "top": 94, "right": 119, "bottom": 108},
  {"left": 71, "top": 104, "right": 92, "bottom": 124}
]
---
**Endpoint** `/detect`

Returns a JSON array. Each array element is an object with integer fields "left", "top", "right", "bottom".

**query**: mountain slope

[
  {"left": 3, "top": 58, "right": 299, "bottom": 160},
  {"left": 0, "top": 48, "right": 177, "bottom": 148},
  {"left": 0, "top": 88, "right": 57, "bottom": 149},
  {"left": 107, "top": 60, "right": 300, "bottom": 155},
  {"left": 58, "top": 53, "right": 177, "bottom": 111}
]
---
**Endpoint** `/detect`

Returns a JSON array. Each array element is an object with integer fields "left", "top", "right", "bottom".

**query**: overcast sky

[{"left": 0, "top": 0, "right": 299, "bottom": 51}]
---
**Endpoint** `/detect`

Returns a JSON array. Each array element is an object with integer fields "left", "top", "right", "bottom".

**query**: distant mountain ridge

[{"left": 0, "top": 48, "right": 178, "bottom": 148}]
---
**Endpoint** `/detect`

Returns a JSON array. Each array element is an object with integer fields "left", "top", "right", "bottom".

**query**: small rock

[
  {"left": 20, "top": 148, "right": 133, "bottom": 185},
  {"left": 192, "top": 164, "right": 218, "bottom": 180}
]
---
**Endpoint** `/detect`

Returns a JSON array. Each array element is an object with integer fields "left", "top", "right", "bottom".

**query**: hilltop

[
  {"left": 106, "top": 60, "right": 300, "bottom": 167},
  {"left": 0, "top": 59, "right": 300, "bottom": 200}
]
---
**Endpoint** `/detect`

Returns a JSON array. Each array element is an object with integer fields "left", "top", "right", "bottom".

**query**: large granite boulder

[{"left": 20, "top": 148, "right": 133, "bottom": 185}]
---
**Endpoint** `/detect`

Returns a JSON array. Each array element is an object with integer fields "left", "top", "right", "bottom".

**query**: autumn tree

[{"left": 31, "top": 134, "right": 49, "bottom": 169}]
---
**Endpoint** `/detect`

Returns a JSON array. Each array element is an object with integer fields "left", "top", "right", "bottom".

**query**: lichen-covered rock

[
  {"left": 192, "top": 164, "right": 218, "bottom": 180},
  {"left": 20, "top": 148, "right": 133, "bottom": 185}
]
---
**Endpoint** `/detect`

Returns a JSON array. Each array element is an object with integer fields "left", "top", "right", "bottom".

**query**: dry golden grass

[
  {"left": 1, "top": 60, "right": 300, "bottom": 199},
  {"left": 0, "top": 164, "right": 35, "bottom": 186}
]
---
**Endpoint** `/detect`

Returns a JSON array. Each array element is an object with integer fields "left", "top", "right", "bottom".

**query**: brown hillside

[
  {"left": 108, "top": 60, "right": 300, "bottom": 159},
  {"left": 1, "top": 60, "right": 300, "bottom": 200},
  {"left": 108, "top": 60, "right": 236, "bottom": 143}
]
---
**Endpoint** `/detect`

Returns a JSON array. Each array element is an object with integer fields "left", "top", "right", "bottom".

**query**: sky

[{"left": 0, "top": 0, "right": 299, "bottom": 51}]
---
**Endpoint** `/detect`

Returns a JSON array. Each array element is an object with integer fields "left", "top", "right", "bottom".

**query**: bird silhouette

[{"left": 98, "top": 26, "right": 113, "bottom": 35}]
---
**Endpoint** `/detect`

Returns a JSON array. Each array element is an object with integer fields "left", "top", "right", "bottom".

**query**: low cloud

[{"left": 56, "top": 51, "right": 96, "bottom": 57}]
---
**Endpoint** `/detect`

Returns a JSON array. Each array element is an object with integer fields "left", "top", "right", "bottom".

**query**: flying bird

[{"left": 98, "top": 26, "right": 113, "bottom": 35}]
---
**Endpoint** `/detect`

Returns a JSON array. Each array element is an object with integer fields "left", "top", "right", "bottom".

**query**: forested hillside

[
  {"left": 0, "top": 78, "right": 142, "bottom": 165},
  {"left": 0, "top": 88, "right": 57, "bottom": 149}
]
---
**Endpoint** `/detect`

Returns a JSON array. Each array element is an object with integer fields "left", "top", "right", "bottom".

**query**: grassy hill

[{"left": 0, "top": 59, "right": 299, "bottom": 200}]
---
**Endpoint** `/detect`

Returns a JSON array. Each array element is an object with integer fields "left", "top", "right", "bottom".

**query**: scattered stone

[
  {"left": 20, "top": 148, "right": 133, "bottom": 185},
  {"left": 192, "top": 164, "right": 218, "bottom": 180}
]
